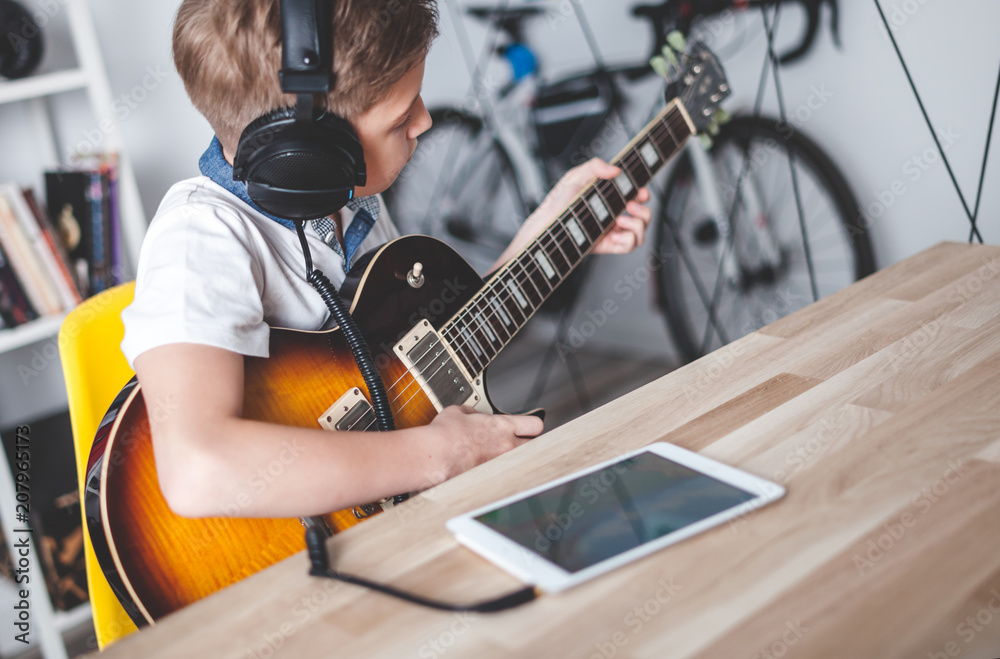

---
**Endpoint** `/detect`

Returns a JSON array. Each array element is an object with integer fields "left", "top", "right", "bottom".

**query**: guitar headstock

[{"left": 651, "top": 33, "right": 731, "bottom": 137}]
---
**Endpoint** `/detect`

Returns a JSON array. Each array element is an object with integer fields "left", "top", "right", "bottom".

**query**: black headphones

[{"left": 233, "top": 0, "right": 366, "bottom": 222}]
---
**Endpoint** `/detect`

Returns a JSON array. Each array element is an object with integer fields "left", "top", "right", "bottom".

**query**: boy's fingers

[{"left": 510, "top": 414, "right": 544, "bottom": 437}]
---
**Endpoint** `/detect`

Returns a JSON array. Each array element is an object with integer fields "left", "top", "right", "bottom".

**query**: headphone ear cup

[{"left": 233, "top": 108, "right": 367, "bottom": 221}]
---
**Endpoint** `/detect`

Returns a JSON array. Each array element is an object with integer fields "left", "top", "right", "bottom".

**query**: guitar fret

[
  {"left": 452, "top": 335, "right": 478, "bottom": 375},
  {"left": 440, "top": 102, "right": 699, "bottom": 376},
  {"left": 556, "top": 218, "right": 583, "bottom": 258},
  {"left": 615, "top": 170, "right": 634, "bottom": 196},
  {"left": 658, "top": 114, "right": 682, "bottom": 155},
  {"left": 514, "top": 257, "right": 546, "bottom": 307},
  {"left": 565, "top": 215, "right": 588, "bottom": 248},
  {"left": 587, "top": 191, "right": 611, "bottom": 225},
  {"left": 534, "top": 248, "right": 557, "bottom": 279},
  {"left": 506, "top": 277, "right": 530, "bottom": 310},
  {"left": 597, "top": 179, "right": 627, "bottom": 217},
  {"left": 460, "top": 326, "right": 486, "bottom": 362},
  {"left": 525, "top": 259, "right": 553, "bottom": 297},
  {"left": 476, "top": 297, "right": 510, "bottom": 352},
  {"left": 573, "top": 201, "right": 603, "bottom": 240},
  {"left": 490, "top": 294, "right": 514, "bottom": 330},
  {"left": 474, "top": 313, "right": 501, "bottom": 351},
  {"left": 639, "top": 140, "right": 660, "bottom": 168},
  {"left": 542, "top": 229, "right": 572, "bottom": 276},
  {"left": 625, "top": 146, "right": 652, "bottom": 185}
]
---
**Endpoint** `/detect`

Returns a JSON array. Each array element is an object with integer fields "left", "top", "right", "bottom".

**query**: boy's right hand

[{"left": 426, "top": 406, "right": 543, "bottom": 480}]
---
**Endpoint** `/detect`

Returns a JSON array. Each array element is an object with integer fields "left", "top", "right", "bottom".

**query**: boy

[{"left": 122, "top": 0, "right": 652, "bottom": 519}]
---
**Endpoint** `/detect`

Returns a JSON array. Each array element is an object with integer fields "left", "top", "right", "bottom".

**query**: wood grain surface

[{"left": 96, "top": 242, "right": 1000, "bottom": 659}]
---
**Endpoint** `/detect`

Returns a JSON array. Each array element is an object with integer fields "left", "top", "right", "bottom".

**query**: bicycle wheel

[
  {"left": 384, "top": 108, "right": 529, "bottom": 274},
  {"left": 655, "top": 115, "right": 875, "bottom": 363}
]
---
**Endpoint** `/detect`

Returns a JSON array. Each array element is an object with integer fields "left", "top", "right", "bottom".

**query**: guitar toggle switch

[{"left": 407, "top": 262, "right": 425, "bottom": 288}]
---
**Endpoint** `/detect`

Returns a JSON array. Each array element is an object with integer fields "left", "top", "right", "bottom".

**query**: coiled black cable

[
  {"left": 306, "top": 526, "right": 537, "bottom": 612},
  {"left": 295, "top": 222, "right": 394, "bottom": 432}
]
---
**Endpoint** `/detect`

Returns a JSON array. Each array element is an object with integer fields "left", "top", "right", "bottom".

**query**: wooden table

[{"left": 99, "top": 242, "right": 1000, "bottom": 658}]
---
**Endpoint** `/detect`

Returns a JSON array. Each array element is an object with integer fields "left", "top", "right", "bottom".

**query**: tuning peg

[
  {"left": 714, "top": 108, "right": 731, "bottom": 125},
  {"left": 706, "top": 119, "right": 720, "bottom": 136},
  {"left": 699, "top": 133, "right": 714, "bottom": 150},
  {"left": 649, "top": 55, "right": 668, "bottom": 77},
  {"left": 667, "top": 30, "right": 687, "bottom": 53},
  {"left": 660, "top": 44, "right": 678, "bottom": 68}
]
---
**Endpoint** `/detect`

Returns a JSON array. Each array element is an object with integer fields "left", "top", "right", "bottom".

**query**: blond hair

[{"left": 173, "top": 0, "right": 438, "bottom": 152}]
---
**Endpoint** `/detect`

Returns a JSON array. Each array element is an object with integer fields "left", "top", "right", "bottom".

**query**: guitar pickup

[
  {"left": 394, "top": 320, "right": 491, "bottom": 414},
  {"left": 318, "top": 387, "right": 376, "bottom": 432}
]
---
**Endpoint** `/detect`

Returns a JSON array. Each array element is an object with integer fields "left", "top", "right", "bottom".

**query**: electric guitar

[{"left": 85, "top": 39, "right": 730, "bottom": 627}]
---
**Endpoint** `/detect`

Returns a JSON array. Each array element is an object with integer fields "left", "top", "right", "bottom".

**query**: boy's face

[{"left": 351, "top": 58, "right": 432, "bottom": 197}]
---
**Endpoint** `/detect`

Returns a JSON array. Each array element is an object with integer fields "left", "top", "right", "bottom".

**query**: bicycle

[{"left": 385, "top": 0, "right": 875, "bottom": 364}]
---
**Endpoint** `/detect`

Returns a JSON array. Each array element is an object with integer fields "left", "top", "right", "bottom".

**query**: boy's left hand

[{"left": 531, "top": 158, "right": 653, "bottom": 255}]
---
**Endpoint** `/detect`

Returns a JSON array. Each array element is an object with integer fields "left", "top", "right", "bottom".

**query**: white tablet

[{"left": 446, "top": 442, "right": 785, "bottom": 593}]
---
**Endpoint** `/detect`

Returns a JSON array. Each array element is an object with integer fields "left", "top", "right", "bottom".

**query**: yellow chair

[{"left": 60, "top": 281, "right": 139, "bottom": 648}]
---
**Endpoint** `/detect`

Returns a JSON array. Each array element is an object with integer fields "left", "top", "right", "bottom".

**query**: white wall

[{"left": 0, "top": 0, "right": 997, "bottom": 366}]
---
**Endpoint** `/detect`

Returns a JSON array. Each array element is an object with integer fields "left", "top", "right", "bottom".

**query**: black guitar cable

[
  {"left": 305, "top": 526, "right": 538, "bottom": 612},
  {"left": 294, "top": 222, "right": 394, "bottom": 433},
  {"left": 294, "top": 224, "right": 536, "bottom": 612}
]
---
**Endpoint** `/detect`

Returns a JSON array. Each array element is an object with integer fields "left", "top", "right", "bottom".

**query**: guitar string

[
  {"left": 437, "top": 111, "right": 686, "bottom": 352},
  {"left": 342, "top": 114, "right": 690, "bottom": 432},
  {"left": 352, "top": 112, "right": 688, "bottom": 410},
  {"left": 437, "top": 112, "right": 688, "bottom": 370},
  {"left": 363, "top": 112, "right": 689, "bottom": 415},
  {"left": 340, "top": 112, "right": 689, "bottom": 431}
]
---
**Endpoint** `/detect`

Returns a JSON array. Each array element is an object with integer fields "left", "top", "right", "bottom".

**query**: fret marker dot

[{"left": 640, "top": 141, "right": 659, "bottom": 167}]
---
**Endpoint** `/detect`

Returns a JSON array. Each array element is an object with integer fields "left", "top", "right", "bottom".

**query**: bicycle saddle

[{"left": 465, "top": 5, "right": 545, "bottom": 42}]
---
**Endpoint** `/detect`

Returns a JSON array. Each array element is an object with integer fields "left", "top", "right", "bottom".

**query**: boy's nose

[{"left": 410, "top": 96, "right": 433, "bottom": 138}]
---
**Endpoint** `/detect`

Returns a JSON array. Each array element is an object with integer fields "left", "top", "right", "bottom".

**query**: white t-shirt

[{"left": 120, "top": 176, "right": 399, "bottom": 367}]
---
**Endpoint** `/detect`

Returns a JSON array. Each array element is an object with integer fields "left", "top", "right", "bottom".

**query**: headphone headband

[
  {"left": 279, "top": 0, "right": 333, "bottom": 96},
  {"left": 233, "top": 0, "right": 366, "bottom": 222}
]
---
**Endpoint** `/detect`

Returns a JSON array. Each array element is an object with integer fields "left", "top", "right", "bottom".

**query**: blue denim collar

[
  {"left": 198, "top": 137, "right": 379, "bottom": 267},
  {"left": 198, "top": 136, "right": 297, "bottom": 230}
]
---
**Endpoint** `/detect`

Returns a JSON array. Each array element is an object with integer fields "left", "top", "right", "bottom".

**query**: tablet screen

[{"left": 474, "top": 451, "right": 757, "bottom": 573}]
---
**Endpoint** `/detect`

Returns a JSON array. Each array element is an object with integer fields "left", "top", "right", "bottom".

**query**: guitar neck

[{"left": 440, "top": 99, "right": 696, "bottom": 376}]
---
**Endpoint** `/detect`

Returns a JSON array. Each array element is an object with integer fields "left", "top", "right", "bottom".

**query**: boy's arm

[
  {"left": 490, "top": 158, "right": 653, "bottom": 271},
  {"left": 135, "top": 342, "right": 542, "bottom": 518}
]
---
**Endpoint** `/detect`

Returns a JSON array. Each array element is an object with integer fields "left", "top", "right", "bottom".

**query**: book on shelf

[
  {"left": 0, "top": 182, "right": 81, "bottom": 311},
  {"left": 0, "top": 190, "right": 63, "bottom": 317},
  {"left": 0, "top": 238, "right": 39, "bottom": 328},
  {"left": 44, "top": 156, "right": 123, "bottom": 299}
]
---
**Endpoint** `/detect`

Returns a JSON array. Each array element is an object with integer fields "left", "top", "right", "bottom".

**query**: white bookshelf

[{"left": 0, "top": 0, "right": 147, "bottom": 656}]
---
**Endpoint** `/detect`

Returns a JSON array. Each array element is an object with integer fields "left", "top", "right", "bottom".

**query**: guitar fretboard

[{"left": 440, "top": 100, "right": 695, "bottom": 376}]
